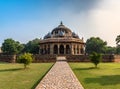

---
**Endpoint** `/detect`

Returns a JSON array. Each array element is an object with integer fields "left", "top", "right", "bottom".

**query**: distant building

[{"left": 39, "top": 22, "right": 85, "bottom": 56}]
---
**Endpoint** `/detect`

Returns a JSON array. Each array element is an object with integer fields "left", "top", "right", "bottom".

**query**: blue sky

[{"left": 0, "top": 0, "right": 120, "bottom": 46}]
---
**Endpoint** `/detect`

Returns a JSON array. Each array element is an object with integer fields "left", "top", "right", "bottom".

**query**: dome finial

[{"left": 60, "top": 21, "right": 63, "bottom": 25}]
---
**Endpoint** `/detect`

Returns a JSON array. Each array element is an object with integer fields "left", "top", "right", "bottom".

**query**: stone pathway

[{"left": 35, "top": 60, "right": 84, "bottom": 89}]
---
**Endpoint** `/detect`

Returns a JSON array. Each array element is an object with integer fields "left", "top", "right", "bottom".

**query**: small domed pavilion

[{"left": 39, "top": 22, "right": 85, "bottom": 56}]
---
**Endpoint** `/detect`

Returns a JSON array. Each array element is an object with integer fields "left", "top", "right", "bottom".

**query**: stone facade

[
  {"left": 39, "top": 22, "right": 85, "bottom": 56},
  {"left": 0, "top": 54, "right": 120, "bottom": 63},
  {"left": 0, "top": 53, "right": 16, "bottom": 63},
  {"left": 34, "top": 54, "right": 116, "bottom": 62}
]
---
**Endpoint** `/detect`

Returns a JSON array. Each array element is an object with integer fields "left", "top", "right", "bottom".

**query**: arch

[
  {"left": 74, "top": 45, "right": 76, "bottom": 54},
  {"left": 80, "top": 48, "right": 84, "bottom": 54},
  {"left": 54, "top": 45, "right": 58, "bottom": 54},
  {"left": 60, "top": 45, "right": 64, "bottom": 54},
  {"left": 44, "top": 45, "right": 47, "bottom": 54},
  {"left": 77, "top": 45, "right": 79, "bottom": 54},
  {"left": 66, "top": 45, "right": 70, "bottom": 54}
]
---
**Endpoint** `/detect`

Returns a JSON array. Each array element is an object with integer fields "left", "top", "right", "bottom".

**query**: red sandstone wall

[
  {"left": 34, "top": 54, "right": 56, "bottom": 62},
  {"left": 0, "top": 54, "right": 16, "bottom": 63},
  {"left": 0, "top": 53, "right": 120, "bottom": 63},
  {"left": 33, "top": 54, "right": 116, "bottom": 62},
  {"left": 114, "top": 55, "right": 120, "bottom": 62}
]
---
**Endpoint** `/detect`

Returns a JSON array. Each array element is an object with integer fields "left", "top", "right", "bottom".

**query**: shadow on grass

[
  {"left": 0, "top": 68, "right": 23, "bottom": 72},
  {"left": 74, "top": 67, "right": 100, "bottom": 70},
  {"left": 84, "top": 75, "right": 120, "bottom": 85}
]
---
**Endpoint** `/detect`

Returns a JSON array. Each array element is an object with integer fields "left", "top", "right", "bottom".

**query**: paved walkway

[{"left": 35, "top": 60, "right": 84, "bottom": 89}]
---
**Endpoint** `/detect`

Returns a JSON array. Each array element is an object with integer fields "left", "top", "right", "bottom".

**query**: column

[
  {"left": 70, "top": 44, "right": 73, "bottom": 54},
  {"left": 75, "top": 45, "right": 77, "bottom": 55},
  {"left": 64, "top": 44, "right": 66, "bottom": 55},
  {"left": 58, "top": 44, "right": 60, "bottom": 54},
  {"left": 50, "top": 44, "right": 53, "bottom": 55}
]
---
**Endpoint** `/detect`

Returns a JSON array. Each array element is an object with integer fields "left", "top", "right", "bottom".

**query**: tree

[
  {"left": 89, "top": 52, "right": 102, "bottom": 68},
  {"left": 115, "top": 35, "right": 120, "bottom": 54},
  {"left": 85, "top": 37, "right": 107, "bottom": 54},
  {"left": 116, "top": 35, "right": 120, "bottom": 46},
  {"left": 105, "top": 46, "right": 116, "bottom": 54},
  {"left": 116, "top": 46, "right": 120, "bottom": 54},
  {"left": 23, "top": 38, "right": 40, "bottom": 54},
  {"left": 1, "top": 38, "right": 24, "bottom": 54},
  {"left": 17, "top": 53, "right": 33, "bottom": 69}
]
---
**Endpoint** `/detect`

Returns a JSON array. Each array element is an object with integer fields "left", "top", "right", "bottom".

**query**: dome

[
  {"left": 51, "top": 22, "right": 72, "bottom": 34},
  {"left": 44, "top": 32, "right": 51, "bottom": 39},
  {"left": 72, "top": 32, "right": 79, "bottom": 38},
  {"left": 43, "top": 22, "right": 80, "bottom": 39}
]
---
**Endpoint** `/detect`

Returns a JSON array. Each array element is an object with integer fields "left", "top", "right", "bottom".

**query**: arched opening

[
  {"left": 66, "top": 45, "right": 70, "bottom": 54},
  {"left": 77, "top": 45, "right": 79, "bottom": 54},
  {"left": 54, "top": 45, "right": 58, "bottom": 54},
  {"left": 44, "top": 45, "right": 47, "bottom": 54},
  {"left": 81, "top": 48, "right": 84, "bottom": 54},
  {"left": 60, "top": 45, "right": 64, "bottom": 54},
  {"left": 74, "top": 45, "right": 76, "bottom": 54}
]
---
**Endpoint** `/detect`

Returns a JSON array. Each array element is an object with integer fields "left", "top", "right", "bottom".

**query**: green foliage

[
  {"left": 105, "top": 46, "right": 116, "bottom": 54},
  {"left": 116, "top": 35, "right": 120, "bottom": 45},
  {"left": 89, "top": 52, "right": 102, "bottom": 68},
  {"left": 116, "top": 46, "right": 120, "bottom": 54},
  {"left": 115, "top": 35, "right": 120, "bottom": 54},
  {"left": 85, "top": 37, "right": 107, "bottom": 54},
  {"left": 1, "top": 38, "right": 24, "bottom": 54},
  {"left": 23, "top": 38, "right": 40, "bottom": 54},
  {"left": 17, "top": 53, "right": 33, "bottom": 68}
]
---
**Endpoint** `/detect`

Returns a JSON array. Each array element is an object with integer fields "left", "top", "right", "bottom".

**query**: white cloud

[
  {"left": 87, "top": 0, "right": 120, "bottom": 46},
  {"left": 58, "top": 0, "right": 120, "bottom": 46}
]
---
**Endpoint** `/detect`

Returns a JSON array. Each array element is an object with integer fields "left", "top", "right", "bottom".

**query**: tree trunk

[
  {"left": 24, "top": 64, "right": 27, "bottom": 69},
  {"left": 95, "top": 64, "right": 97, "bottom": 68}
]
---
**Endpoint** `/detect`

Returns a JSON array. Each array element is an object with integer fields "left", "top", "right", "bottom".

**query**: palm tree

[{"left": 116, "top": 35, "right": 120, "bottom": 46}]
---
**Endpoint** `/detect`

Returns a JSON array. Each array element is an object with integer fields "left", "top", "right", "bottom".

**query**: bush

[
  {"left": 89, "top": 52, "right": 102, "bottom": 68},
  {"left": 17, "top": 53, "right": 33, "bottom": 69}
]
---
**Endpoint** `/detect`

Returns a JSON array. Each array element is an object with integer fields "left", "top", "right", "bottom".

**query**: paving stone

[{"left": 35, "top": 61, "right": 84, "bottom": 89}]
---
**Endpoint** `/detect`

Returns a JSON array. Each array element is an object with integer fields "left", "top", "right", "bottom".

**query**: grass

[
  {"left": 0, "top": 63, "right": 54, "bottom": 89},
  {"left": 69, "top": 63, "right": 120, "bottom": 89}
]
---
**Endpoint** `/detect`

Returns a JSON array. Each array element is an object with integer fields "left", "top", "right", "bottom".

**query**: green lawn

[
  {"left": 69, "top": 63, "right": 120, "bottom": 89},
  {"left": 0, "top": 63, "right": 53, "bottom": 89}
]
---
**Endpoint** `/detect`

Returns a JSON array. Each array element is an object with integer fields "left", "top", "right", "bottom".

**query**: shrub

[
  {"left": 17, "top": 53, "right": 33, "bottom": 69},
  {"left": 89, "top": 52, "right": 102, "bottom": 68}
]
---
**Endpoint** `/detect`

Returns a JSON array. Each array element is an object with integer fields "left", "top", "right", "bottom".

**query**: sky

[{"left": 0, "top": 0, "right": 120, "bottom": 46}]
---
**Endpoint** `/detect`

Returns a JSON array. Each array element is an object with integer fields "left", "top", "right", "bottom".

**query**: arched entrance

[
  {"left": 66, "top": 45, "right": 70, "bottom": 54},
  {"left": 59, "top": 45, "right": 64, "bottom": 54},
  {"left": 54, "top": 45, "right": 58, "bottom": 54},
  {"left": 80, "top": 48, "right": 84, "bottom": 54}
]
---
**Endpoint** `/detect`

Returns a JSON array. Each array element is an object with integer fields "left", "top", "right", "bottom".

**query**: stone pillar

[
  {"left": 64, "top": 44, "right": 66, "bottom": 55},
  {"left": 70, "top": 44, "right": 73, "bottom": 54},
  {"left": 50, "top": 44, "right": 53, "bottom": 55},
  {"left": 46, "top": 45, "right": 48, "bottom": 54},
  {"left": 77, "top": 45, "right": 79, "bottom": 55},
  {"left": 58, "top": 44, "right": 60, "bottom": 54},
  {"left": 75, "top": 45, "right": 77, "bottom": 55}
]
